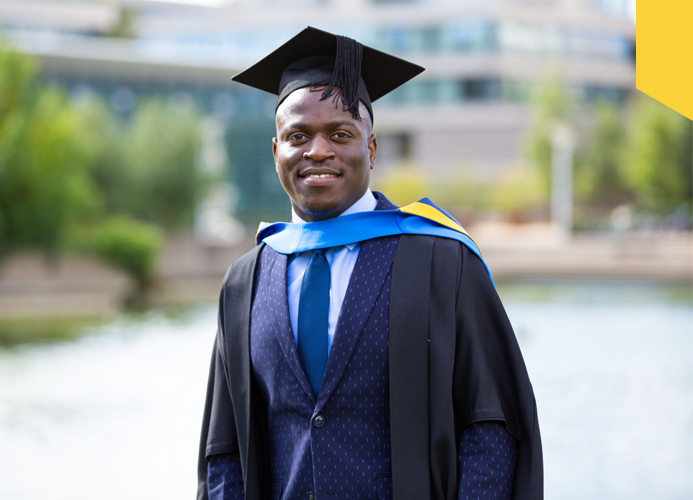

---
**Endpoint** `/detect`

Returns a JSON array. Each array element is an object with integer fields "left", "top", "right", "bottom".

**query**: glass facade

[
  {"left": 379, "top": 77, "right": 628, "bottom": 107},
  {"left": 363, "top": 20, "right": 631, "bottom": 61},
  {"left": 133, "top": 17, "right": 633, "bottom": 64},
  {"left": 19, "top": 0, "right": 634, "bottom": 224},
  {"left": 225, "top": 117, "right": 288, "bottom": 225}
]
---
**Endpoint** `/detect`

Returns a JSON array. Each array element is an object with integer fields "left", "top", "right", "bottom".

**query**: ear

[
  {"left": 368, "top": 133, "right": 377, "bottom": 170},
  {"left": 272, "top": 137, "right": 278, "bottom": 165}
]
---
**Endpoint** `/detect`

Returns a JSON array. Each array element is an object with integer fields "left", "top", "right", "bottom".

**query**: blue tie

[{"left": 297, "top": 248, "right": 330, "bottom": 398}]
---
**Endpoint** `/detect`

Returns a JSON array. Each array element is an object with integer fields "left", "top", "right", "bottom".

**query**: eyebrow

[
  {"left": 282, "top": 121, "right": 359, "bottom": 134},
  {"left": 324, "top": 121, "right": 359, "bottom": 130}
]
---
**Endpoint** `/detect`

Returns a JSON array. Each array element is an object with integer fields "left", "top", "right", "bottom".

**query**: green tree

[
  {"left": 88, "top": 216, "right": 163, "bottom": 287},
  {"left": 87, "top": 98, "right": 202, "bottom": 229},
  {"left": 0, "top": 41, "right": 98, "bottom": 252},
  {"left": 622, "top": 92, "right": 692, "bottom": 214},
  {"left": 74, "top": 96, "right": 127, "bottom": 221},
  {"left": 576, "top": 101, "right": 630, "bottom": 206},
  {"left": 77, "top": 95, "right": 205, "bottom": 228},
  {"left": 119, "top": 99, "right": 201, "bottom": 229}
]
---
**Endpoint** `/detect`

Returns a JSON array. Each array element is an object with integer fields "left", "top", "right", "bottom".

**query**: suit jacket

[
  {"left": 249, "top": 232, "right": 399, "bottom": 499},
  {"left": 198, "top": 194, "right": 543, "bottom": 500}
]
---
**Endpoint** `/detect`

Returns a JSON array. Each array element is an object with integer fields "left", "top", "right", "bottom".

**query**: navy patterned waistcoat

[{"left": 250, "top": 235, "right": 400, "bottom": 500}]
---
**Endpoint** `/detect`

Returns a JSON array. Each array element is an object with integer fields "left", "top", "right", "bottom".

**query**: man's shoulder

[
  {"left": 397, "top": 233, "right": 469, "bottom": 256},
  {"left": 396, "top": 234, "right": 489, "bottom": 281},
  {"left": 220, "top": 244, "right": 263, "bottom": 291}
]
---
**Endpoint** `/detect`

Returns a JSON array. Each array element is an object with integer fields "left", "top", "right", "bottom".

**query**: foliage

[
  {"left": 0, "top": 37, "right": 36, "bottom": 120},
  {"left": 575, "top": 101, "right": 629, "bottom": 206},
  {"left": 489, "top": 167, "right": 546, "bottom": 213},
  {"left": 0, "top": 39, "right": 204, "bottom": 289},
  {"left": 72, "top": 96, "right": 122, "bottom": 223},
  {"left": 436, "top": 167, "right": 545, "bottom": 215},
  {"left": 524, "top": 75, "right": 578, "bottom": 196},
  {"left": 621, "top": 93, "right": 692, "bottom": 214},
  {"left": 524, "top": 77, "right": 692, "bottom": 223},
  {"left": 86, "top": 98, "right": 202, "bottom": 229},
  {"left": 87, "top": 216, "right": 163, "bottom": 282},
  {"left": 374, "top": 165, "right": 496, "bottom": 212},
  {"left": 0, "top": 315, "right": 106, "bottom": 346},
  {"left": 123, "top": 99, "right": 202, "bottom": 228},
  {"left": 407, "top": 82, "right": 691, "bottom": 226},
  {"left": 0, "top": 40, "right": 99, "bottom": 253},
  {"left": 372, "top": 164, "right": 432, "bottom": 207},
  {"left": 435, "top": 168, "right": 491, "bottom": 211},
  {"left": 374, "top": 164, "right": 545, "bottom": 216},
  {"left": 105, "top": 7, "right": 137, "bottom": 39}
]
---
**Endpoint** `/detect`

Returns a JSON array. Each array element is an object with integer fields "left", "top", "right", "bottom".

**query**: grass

[{"left": 0, "top": 314, "right": 114, "bottom": 347}]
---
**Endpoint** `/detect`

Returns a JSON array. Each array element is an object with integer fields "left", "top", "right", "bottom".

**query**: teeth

[{"left": 307, "top": 174, "right": 336, "bottom": 178}]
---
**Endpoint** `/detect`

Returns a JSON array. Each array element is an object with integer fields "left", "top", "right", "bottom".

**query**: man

[{"left": 198, "top": 27, "right": 542, "bottom": 500}]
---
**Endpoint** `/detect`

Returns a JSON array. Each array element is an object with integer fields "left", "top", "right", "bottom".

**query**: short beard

[{"left": 294, "top": 200, "right": 337, "bottom": 220}]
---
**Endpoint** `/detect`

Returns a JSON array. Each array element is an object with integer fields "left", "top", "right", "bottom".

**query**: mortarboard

[{"left": 231, "top": 26, "right": 425, "bottom": 122}]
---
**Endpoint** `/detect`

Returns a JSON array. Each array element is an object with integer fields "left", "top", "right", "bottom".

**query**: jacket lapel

[
  {"left": 314, "top": 192, "right": 400, "bottom": 408},
  {"left": 260, "top": 192, "right": 401, "bottom": 409},
  {"left": 316, "top": 235, "right": 399, "bottom": 409}
]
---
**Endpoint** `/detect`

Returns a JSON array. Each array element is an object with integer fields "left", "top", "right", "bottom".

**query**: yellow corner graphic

[{"left": 637, "top": 1, "right": 693, "bottom": 120}]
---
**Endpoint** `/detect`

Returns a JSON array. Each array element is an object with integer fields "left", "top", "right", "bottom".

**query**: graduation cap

[{"left": 231, "top": 26, "right": 425, "bottom": 122}]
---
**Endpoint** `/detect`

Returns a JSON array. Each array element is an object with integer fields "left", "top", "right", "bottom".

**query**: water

[
  {"left": 501, "top": 281, "right": 692, "bottom": 500},
  {"left": 0, "top": 281, "right": 690, "bottom": 500}
]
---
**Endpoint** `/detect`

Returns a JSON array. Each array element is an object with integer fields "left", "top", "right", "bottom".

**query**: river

[{"left": 0, "top": 280, "right": 691, "bottom": 500}]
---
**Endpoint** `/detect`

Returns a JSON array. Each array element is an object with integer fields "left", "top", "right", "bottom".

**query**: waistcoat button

[{"left": 312, "top": 414, "right": 325, "bottom": 428}]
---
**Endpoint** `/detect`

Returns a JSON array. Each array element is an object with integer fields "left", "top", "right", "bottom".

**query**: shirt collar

[{"left": 291, "top": 189, "right": 377, "bottom": 251}]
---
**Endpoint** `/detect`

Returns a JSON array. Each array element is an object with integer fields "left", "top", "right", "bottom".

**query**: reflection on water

[
  {"left": 498, "top": 281, "right": 692, "bottom": 500},
  {"left": 0, "top": 307, "right": 214, "bottom": 500},
  {"left": 0, "top": 281, "right": 691, "bottom": 500}
]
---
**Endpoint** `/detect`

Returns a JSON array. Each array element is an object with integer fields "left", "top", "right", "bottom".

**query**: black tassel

[{"left": 316, "top": 35, "right": 363, "bottom": 120}]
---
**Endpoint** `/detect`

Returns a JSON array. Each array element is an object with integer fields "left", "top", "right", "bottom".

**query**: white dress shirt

[{"left": 287, "top": 189, "right": 378, "bottom": 353}]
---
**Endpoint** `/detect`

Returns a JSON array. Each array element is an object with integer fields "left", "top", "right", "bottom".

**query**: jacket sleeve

[
  {"left": 457, "top": 422, "right": 518, "bottom": 500},
  {"left": 207, "top": 453, "right": 244, "bottom": 500}
]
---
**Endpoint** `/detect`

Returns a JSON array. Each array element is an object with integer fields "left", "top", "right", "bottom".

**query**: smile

[{"left": 300, "top": 172, "right": 341, "bottom": 186}]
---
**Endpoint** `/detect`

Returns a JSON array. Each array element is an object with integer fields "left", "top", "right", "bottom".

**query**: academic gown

[{"left": 198, "top": 204, "right": 543, "bottom": 500}]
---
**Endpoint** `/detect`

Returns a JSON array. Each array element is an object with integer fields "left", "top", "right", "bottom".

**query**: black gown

[{"left": 198, "top": 233, "right": 543, "bottom": 500}]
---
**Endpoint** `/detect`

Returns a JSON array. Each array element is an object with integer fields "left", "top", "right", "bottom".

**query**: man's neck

[{"left": 291, "top": 189, "right": 377, "bottom": 224}]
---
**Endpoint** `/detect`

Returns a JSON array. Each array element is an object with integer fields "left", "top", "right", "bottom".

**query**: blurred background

[{"left": 0, "top": 0, "right": 690, "bottom": 499}]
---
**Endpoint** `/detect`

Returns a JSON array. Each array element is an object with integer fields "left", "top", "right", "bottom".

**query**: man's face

[{"left": 273, "top": 87, "right": 377, "bottom": 222}]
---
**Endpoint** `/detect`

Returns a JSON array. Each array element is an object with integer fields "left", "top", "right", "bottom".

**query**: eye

[
  {"left": 288, "top": 133, "right": 307, "bottom": 141},
  {"left": 333, "top": 132, "right": 351, "bottom": 140}
]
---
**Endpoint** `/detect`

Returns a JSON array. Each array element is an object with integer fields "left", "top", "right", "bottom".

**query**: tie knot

[{"left": 313, "top": 248, "right": 327, "bottom": 256}]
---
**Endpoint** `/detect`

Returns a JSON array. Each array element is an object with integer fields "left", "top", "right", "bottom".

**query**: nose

[{"left": 303, "top": 134, "right": 335, "bottom": 162}]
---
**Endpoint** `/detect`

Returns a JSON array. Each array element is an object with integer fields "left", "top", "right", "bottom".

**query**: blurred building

[{"left": 1, "top": 0, "right": 635, "bottom": 223}]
